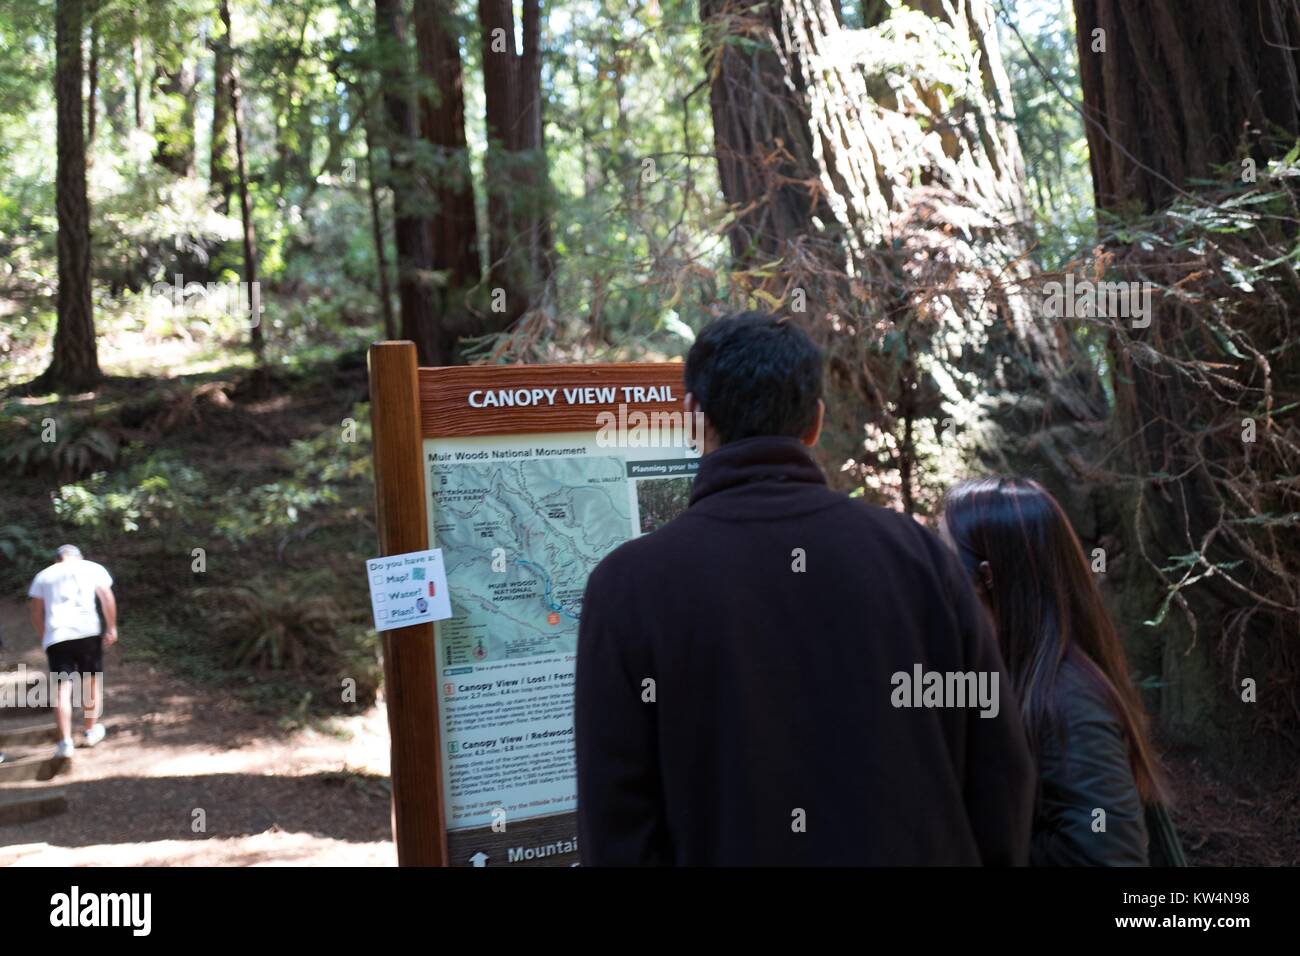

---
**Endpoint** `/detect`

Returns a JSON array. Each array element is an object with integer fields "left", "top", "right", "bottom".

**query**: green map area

[{"left": 430, "top": 456, "right": 632, "bottom": 664}]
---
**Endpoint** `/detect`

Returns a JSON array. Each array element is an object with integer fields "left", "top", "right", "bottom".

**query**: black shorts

[{"left": 46, "top": 635, "right": 104, "bottom": 677}]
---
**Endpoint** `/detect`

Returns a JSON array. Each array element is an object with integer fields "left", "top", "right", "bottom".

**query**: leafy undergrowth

[{"left": 0, "top": 345, "right": 381, "bottom": 720}]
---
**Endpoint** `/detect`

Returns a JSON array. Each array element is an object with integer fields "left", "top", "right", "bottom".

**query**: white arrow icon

[{"left": 469, "top": 851, "right": 489, "bottom": 867}]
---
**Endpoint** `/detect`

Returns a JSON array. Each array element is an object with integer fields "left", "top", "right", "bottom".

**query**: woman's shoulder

[
  {"left": 1032, "top": 650, "right": 1150, "bottom": 866},
  {"left": 1053, "top": 652, "right": 1125, "bottom": 729},
  {"left": 1035, "top": 653, "right": 1127, "bottom": 768}
]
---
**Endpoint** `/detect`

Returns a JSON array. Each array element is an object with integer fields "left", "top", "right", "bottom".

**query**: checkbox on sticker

[
  {"left": 378, "top": 609, "right": 388, "bottom": 619},
  {"left": 372, "top": 575, "right": 384, "bottom": 585},
  {"left": 376, "top": 593, "right": 387, "bottom": 604}
]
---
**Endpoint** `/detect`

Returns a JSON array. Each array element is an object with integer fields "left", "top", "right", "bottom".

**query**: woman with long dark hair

[{"left": 942, "top": 477, "right": 1177, "bottom": 866}]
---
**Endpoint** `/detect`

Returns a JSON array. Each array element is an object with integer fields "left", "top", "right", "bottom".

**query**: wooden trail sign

[{"left": 368, "top": 342, "right": 698, "bottom": 866}]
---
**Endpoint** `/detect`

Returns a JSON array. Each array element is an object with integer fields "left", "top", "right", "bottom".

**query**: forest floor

[
  {"left": 1155, "top": 738, "right": 1300, "bottom": 866},
  {"left": 0, "top": 597, "right": 394, "bottom": 866}
]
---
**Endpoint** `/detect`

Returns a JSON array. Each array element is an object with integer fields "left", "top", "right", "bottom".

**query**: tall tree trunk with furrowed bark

[
  {"left": 210, "top": 11, "right": 235, "bottom": 213},
  {"left": 220, "top": 0, "right": 263, "bottom": 362},
  {"left": 364, "top": 107, "right": 397, "bottom": 341},
  {"left": 374, "top": 0, "right": 441, "bottom": 364},
  {"left": 699, "top": 0, "right": 1103, "bottom": 516},
  {"left": 1074, "top": 0, "right": 1300, "bottom": 756},
  {"left": 478, "top": 0, "right": 550, "bottom": 326},
  {"left": 131, "top": 30, "right": 143, "bottom": 130},
  {"left": 86, "top": 6, "right": 99, "bottom": 151},
  {"left": 414, "top": 0, "right": 481, "bottom": 357},
  {"left": 30, "top": 0, "right": 100, "bottom": 394}
]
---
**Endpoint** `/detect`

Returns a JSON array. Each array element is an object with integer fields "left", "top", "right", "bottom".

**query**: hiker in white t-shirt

[{"left": 28, "top": 545, "right": 117, "bottom": 759}]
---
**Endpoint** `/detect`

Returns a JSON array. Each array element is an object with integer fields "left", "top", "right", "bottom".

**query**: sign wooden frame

[{"left": 368, "top": 341, "right": 686, "bottom": 865}]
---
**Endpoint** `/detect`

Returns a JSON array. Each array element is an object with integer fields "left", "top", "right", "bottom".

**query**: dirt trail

[{"left": 0, "top": 598, "right": 394, "bottom": 866}]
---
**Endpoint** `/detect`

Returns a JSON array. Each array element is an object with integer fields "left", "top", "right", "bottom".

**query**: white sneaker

[
  {"left": 53, "top": 738, "right": 75, "bottom": 760},
  {"left": 82, "top": 723, "right": 106, "bottom": 748}
]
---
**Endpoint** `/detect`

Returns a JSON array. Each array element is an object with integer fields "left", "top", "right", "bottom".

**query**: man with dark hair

[
  {"left": 682, "top": 310, "right": 825, "bottom": 445},
  {"left": 575, "top": 311, "right": 1034, "bottom": 865}
]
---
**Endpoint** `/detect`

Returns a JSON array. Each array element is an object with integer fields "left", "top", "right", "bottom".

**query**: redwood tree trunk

[
  {"left": 698, "top": 0, "right": 1099, "bottom": 513},
  {"left": 86, "top": 9, "right": 99, "bottom": 150},
  {"left": 1074, "top": 0, "right": 1300, "bottom": 751},
  {"left": 414, "top": 0, "right": 481, "bottom": 354},
  {"left": 374, "top": 0, "right": 440, "bottom": 364},
  {"left": 478, "top": 0, "right": 549, "bottom": 324},
  {"left": 34, "top": 0, "right": 100, "bottom": 393},
  {"left": 364, "top": 108, "right": 397, "bottom": 340},
  {"left": 220, "top": 0, "right": 263, "bottom": 361},
  {"left": 210, "top": 15, "right": 234, "bottom": 212},
  {"left": 131, "top": 32, "right": 143, "bottom": 130},
  {"left": 699, "top": 0, "right": 834, "bottom": 264},
  {"left": 1076, "top": 0, "right": 1300, "bottom": 214}
]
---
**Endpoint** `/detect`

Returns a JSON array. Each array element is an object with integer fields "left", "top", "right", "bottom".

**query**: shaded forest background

[{"left": 1, "top": 0, "right": 1297, "bottom": 862}]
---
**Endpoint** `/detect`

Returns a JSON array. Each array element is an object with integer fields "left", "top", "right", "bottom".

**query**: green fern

[
  {"left": 1, "top": 421, "right": 120, "bottom": 481},
  {"left": 195, "top": 584, "right": 375, "bottom": 687}
]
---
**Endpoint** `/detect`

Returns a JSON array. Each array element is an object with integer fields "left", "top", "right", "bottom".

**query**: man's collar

[{"left": 689, "top": 436, "right": 826, "bottom": 506}]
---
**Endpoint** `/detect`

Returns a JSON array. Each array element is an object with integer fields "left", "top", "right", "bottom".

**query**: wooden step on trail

[
  {"left": 0, "top": 704, "right": 53, "bottom": 718},
  {"left": 0, "top": 753, "right": 68, "bottom": 784},
  {"left": 0, "top": 787, "right": 68, "bottom": 826},
  {"left": 0, "top": 717, "right": 60, "bottom": 748},
  {"left": 0, "top": 668, "right": 40, "bottom": 689},
  {"left": 0, "top": 669, "right": 52, "bottom": 716}
]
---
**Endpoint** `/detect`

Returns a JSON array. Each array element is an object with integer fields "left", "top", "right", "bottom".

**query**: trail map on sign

[
  {"left": 431, "top": 456, "right": 631, "bottom": 664},
  {"left": 424, "top": 431, "right": 696, "bottom": 854}
]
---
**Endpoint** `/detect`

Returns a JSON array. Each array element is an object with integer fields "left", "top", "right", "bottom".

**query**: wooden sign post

[
  {"left": 368, "top": 342, "right": 446, "bottom": 866},
  {"left": 368, "top": 341, "right": 695, "bottom": 866}
]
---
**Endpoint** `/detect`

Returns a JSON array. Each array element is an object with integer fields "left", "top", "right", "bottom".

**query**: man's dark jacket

[{"left": 575, "top": 436, "right": 1035, "bottom": 865}]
